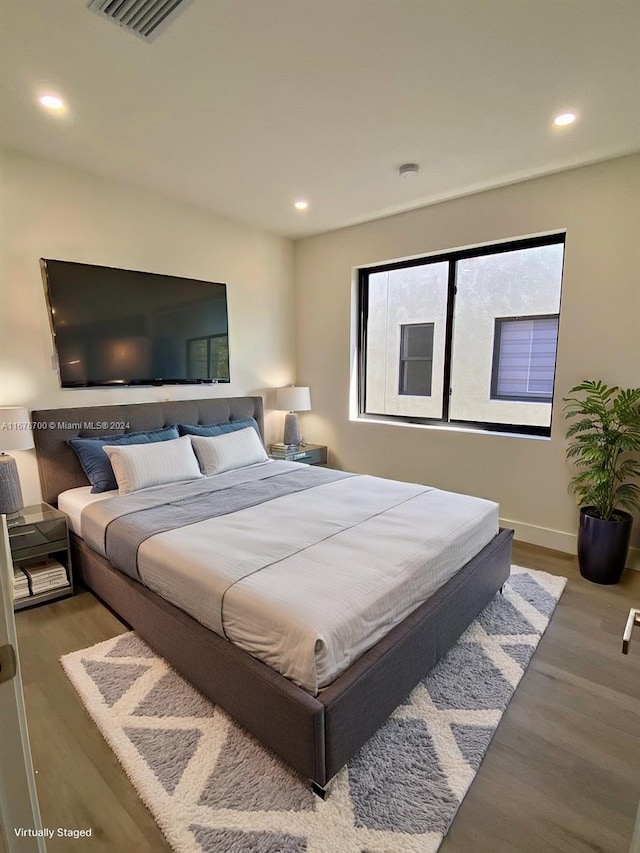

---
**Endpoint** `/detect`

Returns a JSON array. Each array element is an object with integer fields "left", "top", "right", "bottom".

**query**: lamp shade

[
  {"left": 275, "top": 387, "right": 311, "bottom": 412},
  {"left": 0, "top": 408, "right": 34, "bottom": 452}
]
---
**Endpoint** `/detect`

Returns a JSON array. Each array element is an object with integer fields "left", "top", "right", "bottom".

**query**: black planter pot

[{"left": 577, "top": 507, "right": 633, "bottom": 585}]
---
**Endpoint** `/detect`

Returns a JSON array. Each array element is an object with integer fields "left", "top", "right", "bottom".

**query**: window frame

[
  {"left": 490, "top": 314, "right": 560, "bottom": 404},
  {"left": 357, "top": 232, "right": 565, "bottom": 438}
]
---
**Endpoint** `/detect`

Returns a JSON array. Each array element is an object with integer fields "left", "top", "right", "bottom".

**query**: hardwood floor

[
  {"left": 16, "top": 593, "right": 169, "bottom": 852},
  {"left": 14, "top": 543, "right": 640, "bottom": 852},
  {"left": 442, "top": 543, "right": 640, "bottom": 853}
]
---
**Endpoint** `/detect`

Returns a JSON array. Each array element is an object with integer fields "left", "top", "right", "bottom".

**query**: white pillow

[
  {"left": 190, "top": 427, "right": 269, "bottom": 476},
  {"left": 102, "top": 435, "right": 203, "bottom": 495}
]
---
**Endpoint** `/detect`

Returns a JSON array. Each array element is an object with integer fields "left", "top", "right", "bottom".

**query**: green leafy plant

[{"left": 563, "top": 380, "right": 640, "bottom": 521}]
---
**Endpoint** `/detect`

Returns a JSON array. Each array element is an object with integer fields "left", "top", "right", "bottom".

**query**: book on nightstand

[
  {"left": 13, "top": 568, "right": 31, "bottom": 600},
  {"left": 22, "top": 559, "right": 70, "bottom": 595}
]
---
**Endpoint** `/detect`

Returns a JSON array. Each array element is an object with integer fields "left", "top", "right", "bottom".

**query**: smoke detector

[
  {"left": 398, "top": 163, "right": 420, "bottom": 179},
  {"left": 87, "top": 0, "right": 196, "bottom": 43}
]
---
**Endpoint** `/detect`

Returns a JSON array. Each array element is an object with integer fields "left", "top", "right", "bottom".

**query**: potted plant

[{"left": 563, "top": 380, "right": 640, "bottom": 584}]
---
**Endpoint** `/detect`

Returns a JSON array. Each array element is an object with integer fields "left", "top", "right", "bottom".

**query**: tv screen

[{"left": 41, "top": 259, "right": 230, "bottom": 387}]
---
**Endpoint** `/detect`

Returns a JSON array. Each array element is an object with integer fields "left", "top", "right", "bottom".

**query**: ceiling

[{"left": 1, "top": 0, "right": 639, "bottom": 238}]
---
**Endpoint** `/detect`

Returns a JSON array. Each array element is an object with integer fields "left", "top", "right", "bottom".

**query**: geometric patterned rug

[{"left": 61, "top": 566, "right": 566, "bottom": 853}]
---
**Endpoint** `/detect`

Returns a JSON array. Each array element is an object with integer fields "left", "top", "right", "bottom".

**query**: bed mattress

[
  {"left": 61, "top": 462, "right": 499, "bottom": 694},
  {"left": 59, "top": 486, "right": 116, "bottom": 536}
]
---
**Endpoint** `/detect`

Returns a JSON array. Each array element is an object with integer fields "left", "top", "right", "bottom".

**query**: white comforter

[{"left": 126, "top": 468, "right": 499, "bottom": 693}]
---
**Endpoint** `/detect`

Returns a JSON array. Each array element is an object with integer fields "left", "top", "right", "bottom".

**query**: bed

[{"left": 33, "top": 396, "right": 513, "bottom": 796}]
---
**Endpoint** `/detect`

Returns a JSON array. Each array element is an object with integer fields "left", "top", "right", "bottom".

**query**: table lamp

[
  {"left": 275, "top": 386, "right": 311, "bottom": 447},
  {"left": 0, "top": 407, "right": 34, "bottom": 517}
]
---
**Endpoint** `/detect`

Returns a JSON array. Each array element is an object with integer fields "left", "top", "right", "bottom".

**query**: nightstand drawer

[
  {"left": 290, "top": 447, "right": 327, "bottom": 465},
  {"left": 9, "top": 519, "right": 67, "bottom": 553}
]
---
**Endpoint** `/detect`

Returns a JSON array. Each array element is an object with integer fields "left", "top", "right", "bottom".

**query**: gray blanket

[{"left": 82, "top": 461, "right": 353, "bottom": 580}]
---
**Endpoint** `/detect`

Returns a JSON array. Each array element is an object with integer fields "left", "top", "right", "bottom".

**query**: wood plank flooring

[
  {"left": 15, "top": 593, "right": 167, "bottom": 852},
  {"left": 14, "top": 543, "right": 640, "bottom": 852},
  {"left": 442, "top": 544, "right": 640, "bottom": 853}
]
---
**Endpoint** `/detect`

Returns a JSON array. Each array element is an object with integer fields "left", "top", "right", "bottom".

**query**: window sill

[{"left": 351, "top": 415, "right": 552, "bottom": 441}]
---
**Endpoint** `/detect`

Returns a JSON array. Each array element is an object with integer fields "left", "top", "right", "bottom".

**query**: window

[
  {"left": 399, "top": 323, "right": 434, "bottom": 396},
  {"left": 491, "top": 315, "right": 559, "bottom": 402},
  {"left": 358, "top": 233, "right": 564, "bottom": 436},
  {"left": 186, "top": 334, "right": 229, "bottom": 380}
]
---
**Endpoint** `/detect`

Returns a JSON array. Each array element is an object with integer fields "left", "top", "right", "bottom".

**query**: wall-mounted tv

[{"left": 41, "top": 259, "right": 230, "bottom": 388}]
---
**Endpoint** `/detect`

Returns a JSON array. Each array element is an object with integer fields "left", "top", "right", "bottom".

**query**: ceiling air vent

[{"left": 87, "top": 0, "right": 195, "bottom": 43}]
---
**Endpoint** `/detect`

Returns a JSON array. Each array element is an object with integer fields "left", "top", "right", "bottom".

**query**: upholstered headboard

[{"left": 32, "top": 396, "right": 265, "bottom": 506}]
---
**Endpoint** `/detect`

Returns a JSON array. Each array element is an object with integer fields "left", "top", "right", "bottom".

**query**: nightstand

[
  {"left": 269, "top": 444, "right": 328, "bottom": 466},
  {"left": 8, "top": 503, "right": 73, "bottom": 610}
]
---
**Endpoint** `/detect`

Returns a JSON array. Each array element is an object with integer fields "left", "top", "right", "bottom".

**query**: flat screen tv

[{"left": 41, "top": 259, "right": 230, "bottom": 388}]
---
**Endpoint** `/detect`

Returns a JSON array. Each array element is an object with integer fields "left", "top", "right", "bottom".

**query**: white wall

[
  {"left": 0, "top": 149, "right": 296, "bottom": 504},
  {"left": 295, "top": 154, "right": 640, "bottom": 564}
]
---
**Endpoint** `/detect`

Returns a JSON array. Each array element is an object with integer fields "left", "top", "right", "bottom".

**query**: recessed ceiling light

[
  {"left": 553, "top": 112, "right": 577, "bottom": 127},
  {"left": 294, "top": 200, "right": 308, "bottom": 211},
  {"left": 39, "top": 94, "right": 65, "bottom": 112}
]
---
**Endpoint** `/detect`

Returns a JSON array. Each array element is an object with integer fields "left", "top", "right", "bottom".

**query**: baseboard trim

[{"left": 500, "top": 517, "right": 640, "bottom": 571}]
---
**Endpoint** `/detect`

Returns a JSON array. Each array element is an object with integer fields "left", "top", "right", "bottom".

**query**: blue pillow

[
  {"left": 68, "top": 426, "right": 179, "bottom": 493},
  {"left": 177, "top": 417, "right": 261, "bottom": 439}
]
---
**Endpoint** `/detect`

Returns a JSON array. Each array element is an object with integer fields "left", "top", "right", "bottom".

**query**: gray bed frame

[{"left": 32, "top": 396, "right": 513, "bottom": 796}]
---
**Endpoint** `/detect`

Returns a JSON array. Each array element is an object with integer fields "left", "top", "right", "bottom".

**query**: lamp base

[
  {"left": 283, "top": 412, "right": 302, "bottom": 447},
  {"left": 0, "top": 454, "right": 24, "bottom": 516}
]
